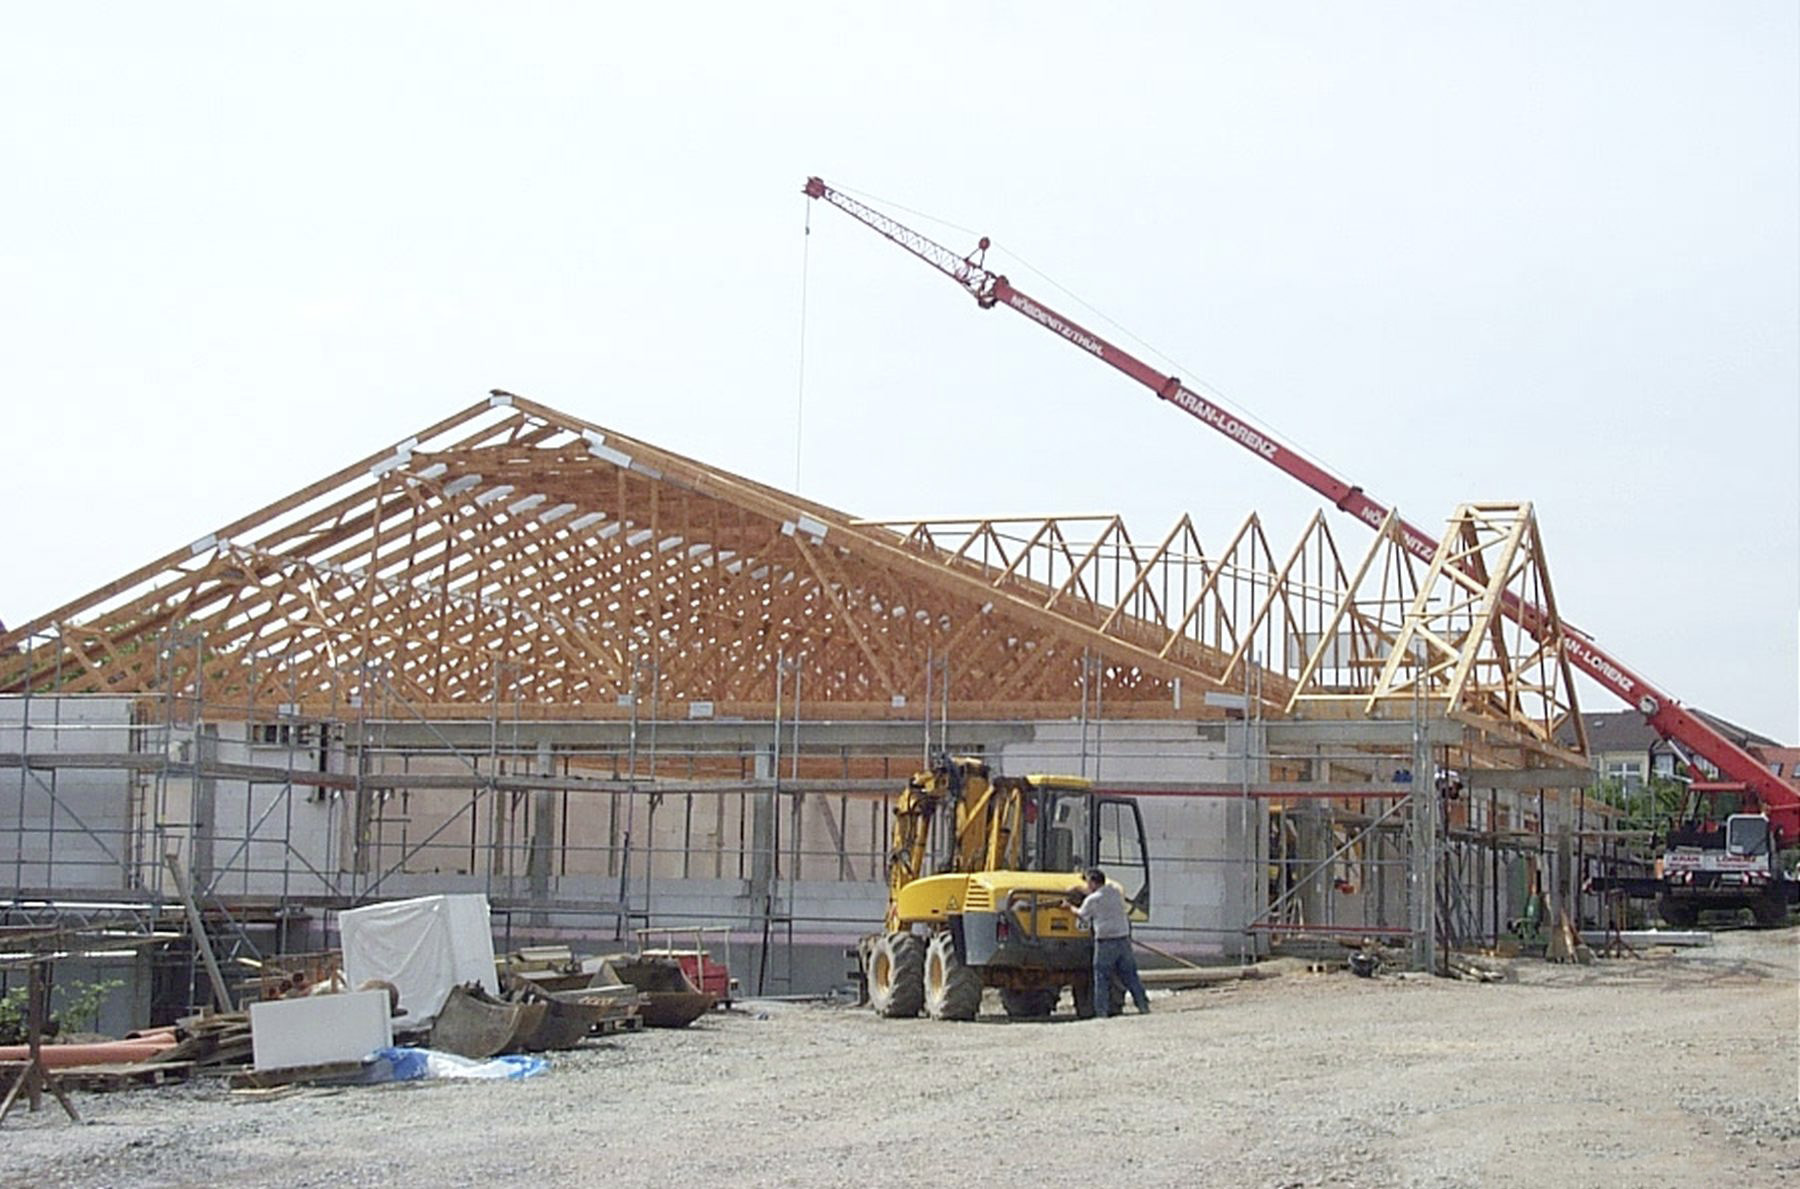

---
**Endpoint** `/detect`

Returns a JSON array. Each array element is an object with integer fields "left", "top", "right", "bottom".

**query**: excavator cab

[{"left": 1026, "top": 780, "right": 1151, "bottom": 920}]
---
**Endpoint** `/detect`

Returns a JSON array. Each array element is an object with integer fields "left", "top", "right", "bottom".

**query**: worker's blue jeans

[{"left": 1092, "top": 936, "right": 1150, "bottom": 1016}]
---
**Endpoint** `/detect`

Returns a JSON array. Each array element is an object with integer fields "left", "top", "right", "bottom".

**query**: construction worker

[{"left": 1071, "top": 866, "right": 1150, "bottom": 1017}]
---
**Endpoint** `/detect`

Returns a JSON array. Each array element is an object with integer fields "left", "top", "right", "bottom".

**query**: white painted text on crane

[
  {"left": 1167, "top": 388, "right": 1281, "bottom": 460},
  {"left": 1005, "top": 294, "right": 1106, "bottom": 358},
  {"left": 1564, "top": 637, "right": 1636, "bottom": 696}
]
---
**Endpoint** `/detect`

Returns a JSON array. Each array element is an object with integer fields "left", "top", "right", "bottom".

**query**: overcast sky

[{"left": 4, "top": 4, "right": 1796, "bottom": 740}]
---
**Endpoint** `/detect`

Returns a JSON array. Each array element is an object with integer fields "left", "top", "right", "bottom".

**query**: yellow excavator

[{"left": 858, "top": 756, "right": 1152, "bottom": 1020}]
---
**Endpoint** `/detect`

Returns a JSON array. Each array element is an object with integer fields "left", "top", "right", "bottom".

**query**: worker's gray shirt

[{"left": 1076, "top": 884, "right": 1131, "bottom": 940}]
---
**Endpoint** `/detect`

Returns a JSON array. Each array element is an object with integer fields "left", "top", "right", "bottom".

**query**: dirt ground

[{"left": 4, "top": 927, "right": 1796, "bottom": 1189}]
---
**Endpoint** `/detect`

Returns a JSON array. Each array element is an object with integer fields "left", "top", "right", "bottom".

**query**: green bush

[{"left": 0, "top": 976, "right": 124, "bottom": 1043}]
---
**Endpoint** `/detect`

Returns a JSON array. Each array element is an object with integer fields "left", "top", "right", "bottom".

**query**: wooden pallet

[
  {"left": 226, "top": 1060, "right": 367, "bottom": 1090},
  {"left": 148, "top": 1011, "right": 253, "bottom": 1074},
  {"left": 593, "top": 1014, "right": 645, "bottom": 1037},
  {"left": 58, "top": 1061, "right": 196, "bottom": 1093}
]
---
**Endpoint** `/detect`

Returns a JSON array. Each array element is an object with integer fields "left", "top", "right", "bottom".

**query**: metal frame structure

[{"left": 1, "top": 678, "right": 1608, "bottom": 998}]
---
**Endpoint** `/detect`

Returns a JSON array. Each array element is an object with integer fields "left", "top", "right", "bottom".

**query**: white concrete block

[{"left": 251, "top": 990, "right": 392, "bottom": 1071}]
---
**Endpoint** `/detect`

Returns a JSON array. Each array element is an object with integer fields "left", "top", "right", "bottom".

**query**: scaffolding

[
  {"left": 2, "top": 642, "right": 1608, "bottom": 1012},
  {"left": 0, "top": 396, "right": 1609, "bottom": 1013}
]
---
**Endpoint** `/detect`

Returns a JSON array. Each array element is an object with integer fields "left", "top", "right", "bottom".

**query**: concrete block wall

[
  {"left": 167, "top": 722, "right": 341, "bottom": 898},
  {"left": 12, "top": 700, "right": 1542, "bottom": 990},
  {"left": 0, "top": 951, "right": 155, "bottom": 1040},
  {"left": 0, "top": 696, "right": 136, "bottom": 891},
  {"left": 998, "top": 721, "right": 1268, "bottom": 957},
  {"left": 0, "top": 696, "right": 345, "bottom": 899}
]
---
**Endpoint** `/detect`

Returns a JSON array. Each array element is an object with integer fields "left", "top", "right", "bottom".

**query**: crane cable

[
  {"left": 990, "top": 241, "right": 1348, "bottom": 493},
  {"left": 794, "top": 196, "right": 812, "bottom": 492},
  {"left": 836, "top": 181, "right": 1351, "bottom": 494}
]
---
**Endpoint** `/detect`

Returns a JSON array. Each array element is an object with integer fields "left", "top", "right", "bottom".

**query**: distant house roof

[
  {"left": 1753, "top": 746, "right": 1800, "bottom": 782},
  {"left": 1556, "top": 710, "right": 1659, "bottom": 753},
  {"left": 1555, "top": 708, "right": 1787, "bottom": 756},
  {"left": 1688, "top": 708, "right": 1780, "bottom": 749}
]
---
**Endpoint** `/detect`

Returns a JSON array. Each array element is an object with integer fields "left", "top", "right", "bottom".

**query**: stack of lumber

[
  {"left": 143, "top": 1012, "right": 253, "bottom": 1072},
  {"left": 51, "top": 1013, "right": 251, "bottom": 1093},
  {"left": 55, "top": 1059, "right": 195, "bottom": 1093}
]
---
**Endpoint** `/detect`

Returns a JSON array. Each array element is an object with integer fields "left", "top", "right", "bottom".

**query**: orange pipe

[{"left": 0, "top": 1039, "right": 175, "bottom": 1067}]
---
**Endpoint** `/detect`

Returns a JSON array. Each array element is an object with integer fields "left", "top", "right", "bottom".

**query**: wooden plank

[
  {"left": 227, "top": 1059, "right": 368, "bottom": 1089},
  {"left": 163, "top": 854, "right": 233, "bottom": 1013}
]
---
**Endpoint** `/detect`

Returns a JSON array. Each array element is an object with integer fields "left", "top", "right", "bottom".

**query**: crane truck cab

[{"left": 861, "top": 759, "right": 1152, "bottom": 1021}]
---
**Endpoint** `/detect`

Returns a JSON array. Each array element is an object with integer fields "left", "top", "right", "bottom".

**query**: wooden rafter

[{"left": 0, "top": 396, "right": 1584, "bottom": 768}]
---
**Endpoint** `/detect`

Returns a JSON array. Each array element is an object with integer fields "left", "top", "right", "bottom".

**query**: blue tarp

[{"left": 365, "top": 1046, "right": 548, "bottom": 1082}]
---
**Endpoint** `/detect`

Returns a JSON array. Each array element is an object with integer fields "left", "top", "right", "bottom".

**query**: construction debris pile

[{"left": 0, "top": 893, "right": 731, "bottom": 1124}]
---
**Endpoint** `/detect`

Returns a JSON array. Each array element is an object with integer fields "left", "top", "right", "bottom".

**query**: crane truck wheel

[
  {"left": 923, "top": 931, "right": 982, "bottom": 1021},
  {"left": 1656, "top": 895, "right": 1699, "bottom": 929},
  {"left": 999, "top": 987, "right": 1059, "bottom": 1019},
  {"left": 1751, "top": 887, "right": 1789, "bottom": 928},
  {"left": 868, "top": 931, "right": 926, "bottom": 1018}
]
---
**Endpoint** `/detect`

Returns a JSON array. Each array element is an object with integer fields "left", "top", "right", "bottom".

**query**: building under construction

[{"left": 1, "top": 394, "right": 1612, "bottom": 1014}]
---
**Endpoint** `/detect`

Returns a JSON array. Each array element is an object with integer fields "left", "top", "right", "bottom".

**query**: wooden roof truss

[{"left": 0, "top": 398, "right": 1582, "bottom": 765}]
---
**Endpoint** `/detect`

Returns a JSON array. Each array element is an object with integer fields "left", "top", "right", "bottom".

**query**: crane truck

[
  {"left": 861, "top": 756, "right": 1151, "bottom": 1020},
  {"left": 802, "top": 175, "right": 1800, "bottom": 927},
  {"left": 1596, "top": 782, "right": 1797, "bottom": 926}
]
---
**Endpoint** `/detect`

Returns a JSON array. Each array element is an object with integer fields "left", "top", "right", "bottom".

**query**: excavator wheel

[
  {"left": 1656, "top": 895, "right": 1699, "bottom": 929},
  {"left": 923, "top": 931, "right": 982, "bottom": 1021},
  {"left": 868, "top": 931, "right": 925, "bottom": 1018},
  {"left": 999, "top": 987, "right": 1059, "bottom": 1019},
  {"left": 1071, "top": 973, "right": 1127, "bottom": 1020}
]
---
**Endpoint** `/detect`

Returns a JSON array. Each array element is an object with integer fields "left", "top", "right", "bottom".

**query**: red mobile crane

[{"left": 802, "top": 176, "right": 1800, "bottom": 921}]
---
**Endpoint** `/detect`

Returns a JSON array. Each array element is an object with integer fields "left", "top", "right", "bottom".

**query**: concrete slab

[{"left": 250, "top": 990, "right": 392, "bottom": 1071}]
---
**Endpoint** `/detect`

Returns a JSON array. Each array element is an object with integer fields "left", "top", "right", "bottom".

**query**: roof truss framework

[
  {"left": 1355, "top": 501, "right": 1587, "bottom": 758},
  {"left": 0, "top": 396, "right": 1582, "bottom": 767}
]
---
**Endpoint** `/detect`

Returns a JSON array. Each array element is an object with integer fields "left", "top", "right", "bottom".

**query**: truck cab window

[{"left": 1726, "top": 814, "right": 1770, "bottom": 856}]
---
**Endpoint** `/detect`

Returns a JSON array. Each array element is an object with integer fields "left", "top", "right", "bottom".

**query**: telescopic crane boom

[{"left": 802, "top": 175, "right": 1800, "bottom": 839}]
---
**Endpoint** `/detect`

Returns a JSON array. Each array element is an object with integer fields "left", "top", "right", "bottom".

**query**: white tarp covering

[{"left": 338, "top": 893, "right": 498, "bottom": 1023}]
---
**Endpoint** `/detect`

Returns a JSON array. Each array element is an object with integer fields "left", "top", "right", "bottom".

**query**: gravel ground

[{"left": 4, "top": 927, "right": 1795, "bottom": 1188}]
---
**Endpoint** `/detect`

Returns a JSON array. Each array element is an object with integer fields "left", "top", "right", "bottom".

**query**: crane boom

[{"left": 803, "top": 176, "right": 1800, "bottom": 837}]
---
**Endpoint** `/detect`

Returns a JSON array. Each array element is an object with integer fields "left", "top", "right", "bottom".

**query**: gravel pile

[{"left": 4, "top": 928, "right": 1795, "bottom": 1188}]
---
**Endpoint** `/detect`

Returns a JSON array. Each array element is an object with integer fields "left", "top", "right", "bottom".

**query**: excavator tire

[
  {"left": 1657, "top": 895, "right": 1699, "bottom": 929},
  {"left": 999, "top": 987, "right": 1059, "bottom": 1019},
  {"left": 1751, "top": 887, "right": 1789, "bottom": 928},
  {"left": 868, "top": 932, "right": 925, "bottom": 1018},
  {"left": 923, "top": 931, "right": 982, "bottom": 1021},
  {"left": 1071, "top": 973, "right": 1127, "bottom": 1019}
]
